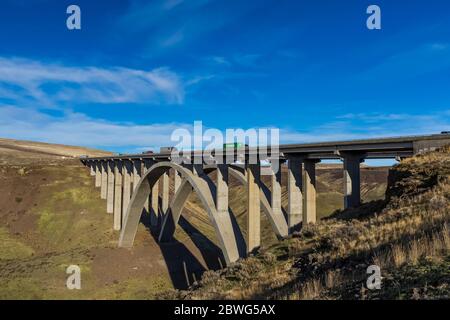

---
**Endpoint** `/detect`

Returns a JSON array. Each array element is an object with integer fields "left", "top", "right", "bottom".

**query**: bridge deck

[{"left": 84, "top": 133, "right": 450, "bottom": 161}]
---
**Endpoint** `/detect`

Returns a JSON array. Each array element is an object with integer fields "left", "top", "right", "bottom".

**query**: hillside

[
  {"left": 161, "top": 147, "right": 450, "bottom": 299},
  {"left": 0, "top": 139, "right": 206, "bottom": 298},
  {"left": 0, "top": 138, "right": 390, "bottom": 299},
  {"left": 0, "top": 138, "right": 112, "bottom": 165}
]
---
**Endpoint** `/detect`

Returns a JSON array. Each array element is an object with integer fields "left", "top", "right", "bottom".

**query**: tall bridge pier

[{"left": 81, "top": 133, "right": 450, "bottom": 265}]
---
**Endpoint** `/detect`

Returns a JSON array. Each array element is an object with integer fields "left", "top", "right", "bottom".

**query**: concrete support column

[
  {"left": 246, "top": 163, "right": 261, "bottom": 253},
  {"left": 141, "top": 160, "right": 152, "bottom": 215},
  {"left": 132, "top": 160, "right": 141, "bottom": 191},
  {"left": 150, "top": 179, "right": 159, "bottom": 226},
  {"left": 174, "top": 170, "right": 181, "bottom": 193},
  {"left": 100, "top": 161, "right": 107, "bottom": 199},
  {"left": 303, "top": 159, "right": 318, "bottom": 224},
  {"left": 106, "top": 161, "right": 114, "bottom": 214},
  {"left": 271, "top": 161, "right": 283, "bottom": 218},
  {"left": 95, "top": 162, "right": 101, "bottom": 187},
  {"left": 343, "top": 153, "right": 365, "bottom": 208},
  {"left": 122, "top": 160, "right": 132, "bottom": 224},
  {"left": 141, "top": 160, "right": 148, "bottom": 175},
  {"left": 89, "top": 162, "right": 95, "bottom": 176},
  {"left": 287, "top": 157, "right": 303, "bottom": 232},
  {"left": 113, "top": 161, "right": 123, "bottom": 230},
  {"left": 161, "top": 171, "right": 169, "bottom": 215},
  {"left": 216, "top": 164, "right": 229, "bottom": 214}
]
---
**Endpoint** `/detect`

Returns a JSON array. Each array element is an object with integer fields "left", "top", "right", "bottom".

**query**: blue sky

[{"left": 0, "top": 0, "right": 449, "bottom": 155}]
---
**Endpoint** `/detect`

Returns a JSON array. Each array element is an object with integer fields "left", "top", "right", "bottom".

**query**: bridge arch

[
  {"left": 219, "top": 165, "right": 288, "bottom": 238},
  {"left": 119, "top": 162, "right": 246, "bottom": 264},
  {"left": 158, "top": 165, "right": 288, "bottom": 245}
]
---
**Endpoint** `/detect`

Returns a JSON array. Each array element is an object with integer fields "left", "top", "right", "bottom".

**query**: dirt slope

[
  {"left": 0, "top": 138, "right": 112, "bottom": 166},
  {"left": 0, "top": 139, "right": 210, "bottom": 298}
]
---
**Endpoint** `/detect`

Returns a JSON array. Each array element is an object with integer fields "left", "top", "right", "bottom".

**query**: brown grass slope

[
  {"left": 0, "top": 141, "right": 178, "bottom": 299},
  {"left": 161, "top": 147, "right": 450, "bottom": 300},
  {"left": 0, "top": 137, "right": 112, "bottom": 166}
]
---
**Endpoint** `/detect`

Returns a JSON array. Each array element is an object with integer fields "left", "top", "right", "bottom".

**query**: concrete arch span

[{"left": 119, "top": 162, "right": 245, "bottom": 264}]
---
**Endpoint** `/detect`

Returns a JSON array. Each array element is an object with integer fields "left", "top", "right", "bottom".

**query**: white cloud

[
  {"left": 0, "top": 57, "right": 184, "bottom": 106},
  {"left": 0, "top": 105, "right": 190, "bottom": 151},
  {"left": 337, "top": 113, "right": 411, "bottom": 121}
]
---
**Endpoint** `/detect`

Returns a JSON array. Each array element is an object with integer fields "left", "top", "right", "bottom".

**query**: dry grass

[
  {"left": 279, "top": 224, "right": 449, "bottom": 300},
  {"left": 300, "top": 279, "right": 323, "bottom": 300}
]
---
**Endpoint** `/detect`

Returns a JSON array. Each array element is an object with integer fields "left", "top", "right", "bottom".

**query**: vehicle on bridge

[
  {"left": 160, "top": 146, "right": 177, "bottom": 153},
  {"left": 223, "top": 142, "right": 248, "bottom": 150}
]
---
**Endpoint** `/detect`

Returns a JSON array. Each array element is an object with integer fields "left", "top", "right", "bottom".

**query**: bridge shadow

[
  {"left": 202, "top": 172, "right": 247, "bottom": 257},
  {"left": 323, "top": 167, "right": 397, "bottom": 222},
  {"left": 325, "top": 199, "right": 387, "bottom": 221},
  {"left": 228, "top": 207, "right": 248, "bottom": 257},
  {"left": 178, "top": 215, "right": 226, "bottom": 269},
  {"left": 140, "top": 211, "right": 224, "bottom": 289},
  {"left": 260, "top": 178, "right": 290, "bottom": 233}
]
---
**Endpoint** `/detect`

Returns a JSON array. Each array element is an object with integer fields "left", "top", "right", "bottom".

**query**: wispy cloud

[
  {"left": 203, "top": 56, "right": 231, "bottom": 67},
  {"left": 359, "top": 42, "right": 450, "bottom": 81},
  {"left": 0, "top": 56, "right": 184, "bottom": 107},
  {"left": 280, "top": 111, "right": 450, "bottom": 144},
  {"left": 202, "top": 54, "right": 263, "bottom": 69},
  {"left": 160, "top": 28, "right": 185, "bottom": 47},
  {"left": 232, "top": 53, "right": 262, "bottom": 68},
  {"left": 430, "top": 43, "right": 449, "bottom": 51},
  {"left": 337, "top": 113, "right": 412, "bottom": 122},
  {"left": 119, "top": 0, "right": 268, "bottom": 54},
  {"left": 0, "top": 105, "right": 190, "bottom": 152},
  {"left": 120, "top": 0, "right": 205, "bottom": 32},
  {"left": 119, "top": 0, "right": 216, "bottom": 50}
]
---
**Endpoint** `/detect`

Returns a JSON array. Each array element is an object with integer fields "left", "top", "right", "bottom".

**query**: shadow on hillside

[
  {"left": 325, "top": 199, "right": 387, "bottom": 221},
  {"left": 178, "top": 215, "right": 225, "bottom": 270},
  {"left": 140, "top": 211, "right": 224, "bottom": 289},
  {"left": 315, "top": 166, "right": 401, "bottom": 222},
  {"left": 228, "top": 207, "right": 248, "bottom": 257}
]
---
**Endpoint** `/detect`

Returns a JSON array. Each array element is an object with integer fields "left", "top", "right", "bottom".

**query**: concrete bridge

[{"left": 81, "top": 133, "right": 450, "bottom": 265}]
